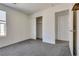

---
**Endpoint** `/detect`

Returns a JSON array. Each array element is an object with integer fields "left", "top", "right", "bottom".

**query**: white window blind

[{"left": 0, "top": 10, "right": 6, "bottom": 36}]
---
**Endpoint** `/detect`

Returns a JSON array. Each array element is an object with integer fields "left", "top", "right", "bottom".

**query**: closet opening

[
  {"left": 55, "top": 10, "right": 69, "bottom": 43},
  {"left": 36, "top": 16, "right": 43, "bottom": 40}
]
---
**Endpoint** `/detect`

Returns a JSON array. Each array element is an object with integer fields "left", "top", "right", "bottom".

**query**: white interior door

[{"left": 56, "top": 11, "right": 69, "bottom": 41}]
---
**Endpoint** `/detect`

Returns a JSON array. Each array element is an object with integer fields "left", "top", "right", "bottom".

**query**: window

[{"left": 0, "top": 10, "right": 6, "bottom": 36}]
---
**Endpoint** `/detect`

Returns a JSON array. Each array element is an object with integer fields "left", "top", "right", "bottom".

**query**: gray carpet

[{"left": 0, "top": 39, "right": 71, "bottom": 56}]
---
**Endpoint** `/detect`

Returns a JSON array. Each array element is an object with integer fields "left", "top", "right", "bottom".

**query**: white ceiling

[{"left": 2, "top": 3, "right": 54, "bottom": 15}]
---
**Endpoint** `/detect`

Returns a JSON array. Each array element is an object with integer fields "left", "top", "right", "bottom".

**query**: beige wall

[{"left": 0, "top": 4, "right": 31, "bottom": 48}]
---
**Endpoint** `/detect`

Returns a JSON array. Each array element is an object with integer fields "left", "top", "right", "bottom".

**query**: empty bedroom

[{"left": 0, "top": 3, "right": 76, "bottom": 56}]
